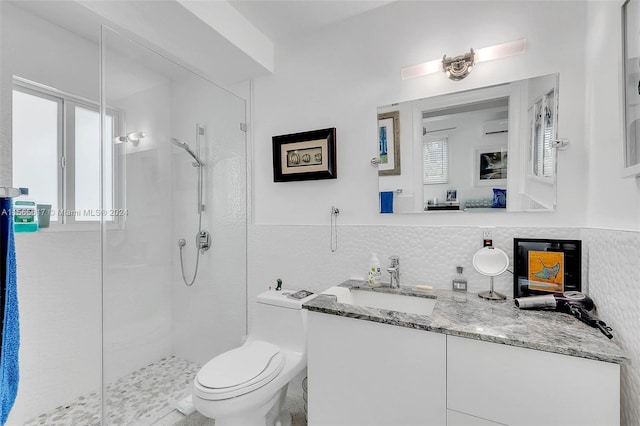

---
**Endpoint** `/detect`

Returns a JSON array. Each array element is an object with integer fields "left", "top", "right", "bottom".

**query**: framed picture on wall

[
  {"left": 272, "top": 127, "right": 337, "bottom": 182},
  {"left": 513, "top": 238, "right": 582, "bottom": 299},
  {"left": 378, "top": 111, "right": 401, "bottom": 176},
  {"left": 474, "top": 146, "right": 507, "bottom": 187},
  {"left": 622, "top": 0, "right": 640, "bottom": 176}
]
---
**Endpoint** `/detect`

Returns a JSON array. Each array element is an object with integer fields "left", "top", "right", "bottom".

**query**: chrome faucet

[{"left": 386, "top": 255, "right": 400, "bottom": 288}]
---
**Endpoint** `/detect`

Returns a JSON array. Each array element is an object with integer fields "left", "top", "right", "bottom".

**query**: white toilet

[{"left": 193, "top": 289, "right": 317, "bottom": 426}]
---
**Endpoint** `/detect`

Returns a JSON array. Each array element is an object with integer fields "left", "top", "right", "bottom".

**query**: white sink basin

[{"left": 349, "top": 290, "right": 436, "bottom": 316}]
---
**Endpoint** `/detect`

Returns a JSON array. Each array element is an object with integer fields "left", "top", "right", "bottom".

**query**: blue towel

[
  {"left": 380, "top": 191, "right": 394, "bottom": 214},
  {"left": 0, "top": 198, "right": 19, "bottom": 425}
]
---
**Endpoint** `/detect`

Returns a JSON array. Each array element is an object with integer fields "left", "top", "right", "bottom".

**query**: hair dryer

[{"left": 515, "top": 291, "right": 613, "bottom": 339}]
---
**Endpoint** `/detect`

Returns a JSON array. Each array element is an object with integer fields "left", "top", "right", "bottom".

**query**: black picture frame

[
  {"left": 513, "top": 238, "right": 582, "bottom": 299},
  {"left": 272, "top": 127, "right": 337, "bottom": 182}
]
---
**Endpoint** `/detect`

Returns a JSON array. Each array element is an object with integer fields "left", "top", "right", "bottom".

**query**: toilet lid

[{"left": 195, "top": 340, "right": 285, "bottom": 398}]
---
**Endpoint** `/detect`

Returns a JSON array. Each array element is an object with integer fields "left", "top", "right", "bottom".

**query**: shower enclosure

[
  {"left": 1, "top": 2, "right": 247, "bottom": 424},
  {"left": 101, "top": 26, "right": 247, "bottom": 424}
]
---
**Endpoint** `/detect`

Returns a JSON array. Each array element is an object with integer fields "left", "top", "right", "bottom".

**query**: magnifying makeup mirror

[{"left": 472, "top": 247, "right": 509, "bottom": 300}]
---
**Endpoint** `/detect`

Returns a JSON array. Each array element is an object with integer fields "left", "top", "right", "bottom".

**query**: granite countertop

[{"left": 303, "top": 280, "right": 628, "bottom": 364}]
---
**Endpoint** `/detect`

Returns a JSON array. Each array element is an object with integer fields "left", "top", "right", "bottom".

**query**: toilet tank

[{"left": 248, "top": 290, "right": 317, "bottom": 353}]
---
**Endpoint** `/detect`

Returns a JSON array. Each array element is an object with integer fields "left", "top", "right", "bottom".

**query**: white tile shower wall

[
  {"left": 583, "top": 228, "right": 640, "bottom": 426},
  {"left": 247, "top": 225, "right": 581, "bottom": 323},
  {"left": 8, "top": 232, "right": 101, "bottom": 426}
]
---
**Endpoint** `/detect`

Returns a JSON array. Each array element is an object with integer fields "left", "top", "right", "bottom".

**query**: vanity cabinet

[
  {"left": 307, "top": 312, "right": 620, "bottom": 426},
  {"left": 447, "top": 335, "right": 620, "bottom": 426},
  {"left": 307, "top": 311, "right": 447, "bottom": 426}
]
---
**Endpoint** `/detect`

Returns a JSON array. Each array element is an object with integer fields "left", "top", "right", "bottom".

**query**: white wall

[
  {"left": 251, "top": 1, "right": 587, "bottom": 227},
  {"left": 247, "top": 3, "right": 639, "bottom": 426},
  {"left": 9, "top": 233, "right": 101, "bottom": 425},
  {"left": 585, "top": 2, "right": 640, "bottom": 230},
  {"left": 79, "top": 0, "right": 272, "bottom": 86},
  {"left": 0, "top": 2, "right": 100, "bottom": 187},
  {"left": 584, "top": 3, "right": 640, "bottom": 425},
  {"left": 1, "top": 4, "right": 103, "bottom": 423}
]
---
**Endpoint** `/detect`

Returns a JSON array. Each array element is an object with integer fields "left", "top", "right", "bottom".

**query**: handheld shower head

[
  {"left": 170, "top": 138, "right": 204, "bottom": 167},
  {"left": 170, "top": 138, "right": 187, "bottom": 148}
]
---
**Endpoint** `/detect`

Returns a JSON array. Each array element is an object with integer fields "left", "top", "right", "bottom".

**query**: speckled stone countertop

[{"left": 303, "top": 280, "right": 628, "bottom": 364}]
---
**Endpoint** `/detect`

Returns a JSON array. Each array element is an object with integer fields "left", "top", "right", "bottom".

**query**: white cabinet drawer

[
  {"left": 307, "top": 312, "right": 446, "bottom": 426},
  {"left": 446, "top": 335, "right": 619, "bottom": 426}
]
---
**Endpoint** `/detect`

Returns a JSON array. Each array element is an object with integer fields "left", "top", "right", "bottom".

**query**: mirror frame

[{"left": 622, "top": 0, "right": 640, "bottom": 177}]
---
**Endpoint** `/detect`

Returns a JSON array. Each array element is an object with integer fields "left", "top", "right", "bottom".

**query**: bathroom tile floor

[
  {"left": 156, "top": 393, "right": 307, "bottom": 426},
  {"left": 23, "top": 356, "right": 307, "bottom": 426},
  {"left": 24, "top": 356, "right": 200, "bottom": 426}
]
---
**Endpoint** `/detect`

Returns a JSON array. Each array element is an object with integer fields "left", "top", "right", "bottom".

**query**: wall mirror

[
  {"left": 377, "top": 73, "right": 559, "bottom": 214},
  {"left": 623, "top": 0, "right": 640, "bottom": 176}
]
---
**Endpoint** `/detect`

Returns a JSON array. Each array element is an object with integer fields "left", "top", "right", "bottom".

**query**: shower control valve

[{"left": 198, "top": 230, "right": 211, "bottom": 253}]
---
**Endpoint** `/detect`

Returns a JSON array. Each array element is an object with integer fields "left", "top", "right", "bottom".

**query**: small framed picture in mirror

[
  {"left": 446, "top": 189, "right": 457, "bottom": 203},
  {"left": 378, "top": 111, "right": 401, "bottom": 176},
  {"left": 474, "top": 146, "right": 508, "bottom": 186}
]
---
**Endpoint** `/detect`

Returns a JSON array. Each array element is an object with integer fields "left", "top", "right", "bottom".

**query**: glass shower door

[{"left": 101, "top": 26, "right": 247, "bottom": 425}]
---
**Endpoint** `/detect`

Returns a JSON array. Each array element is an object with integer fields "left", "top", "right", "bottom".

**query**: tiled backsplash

[{"left": 248, "top": 225, "right": 581, "bottom": 300}]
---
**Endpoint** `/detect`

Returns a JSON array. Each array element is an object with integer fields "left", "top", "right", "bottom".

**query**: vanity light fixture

[
  {"left": 442, "top": 49, "right": 475, "bottom": 81},
  {"left": 401, "top": 39, "right": 527, "bottom": 81}
]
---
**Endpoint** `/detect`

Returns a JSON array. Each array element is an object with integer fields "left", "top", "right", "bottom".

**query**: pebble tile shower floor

[{"left": 23, "top": 356, "right": 307, "bottom": 426}]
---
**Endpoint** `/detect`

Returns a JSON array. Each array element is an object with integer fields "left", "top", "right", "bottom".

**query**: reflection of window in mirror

[
  {"left": 423, "top": 137, "right": 449, "bottom": 184},
  {"left": 12, "top": 78, "right": 120, "bottom": 225},
  {"left": 530, "top": 89, "right": 555, "bottom": 179}
]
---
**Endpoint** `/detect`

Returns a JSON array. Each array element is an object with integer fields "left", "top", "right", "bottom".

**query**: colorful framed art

[{"left": 513, "top": 238, "right": 582, "bottom": 298}]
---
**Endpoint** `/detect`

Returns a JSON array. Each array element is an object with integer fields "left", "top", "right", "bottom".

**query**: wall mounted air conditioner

[{"left": 483, "top": 119, "right": 508, "bottom": 135}]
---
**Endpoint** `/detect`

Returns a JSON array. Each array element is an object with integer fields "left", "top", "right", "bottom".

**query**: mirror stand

[{"left": 473, "top": 247, "right": 509, "bottom": 300}]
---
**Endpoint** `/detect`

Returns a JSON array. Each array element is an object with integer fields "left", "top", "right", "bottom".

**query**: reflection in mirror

[
  {"left": 623, "top": 0, "right": 640, "bottom": 176},
  {"left": 377, "top": 73, "right": 559, "bottom": 214}
]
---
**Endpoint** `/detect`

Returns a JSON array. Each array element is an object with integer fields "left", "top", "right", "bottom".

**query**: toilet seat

[{"left": 195, "top": 340, "right": 285, "bottom": 400}]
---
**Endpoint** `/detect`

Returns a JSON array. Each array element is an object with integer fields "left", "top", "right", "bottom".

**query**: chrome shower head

[{"left": 170, "top": 138, "right": 204, "bottom": 167}]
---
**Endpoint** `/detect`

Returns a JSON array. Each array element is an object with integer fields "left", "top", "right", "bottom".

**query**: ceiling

[
  {"left": 6, "top": 0, "right": 398, "bottom": 86},
  {"left": 227, "top": 0, "right": 397, "bottom": 42}
]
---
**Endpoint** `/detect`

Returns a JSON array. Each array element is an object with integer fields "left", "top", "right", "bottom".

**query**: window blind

[{"left": 423, "top": 137, "right": 449, "bottom": 184}]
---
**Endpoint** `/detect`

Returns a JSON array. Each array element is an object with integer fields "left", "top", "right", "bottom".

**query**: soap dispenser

[
  {"left": 368, "top": 253, "right": 382, "bottom": 287},
  {"left": 452, "top": 266, "right": 467, "bottom": 292}
]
